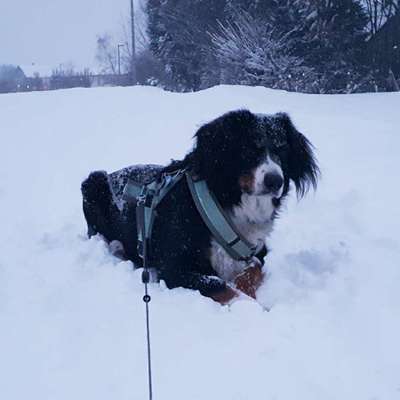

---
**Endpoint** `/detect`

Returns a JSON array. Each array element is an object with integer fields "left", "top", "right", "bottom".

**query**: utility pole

[
  {"left": 130, "top": 0, "right": 136, "bottom": 85},
  {"left": 118, "top": 44, "right": 124, "bottom": 75}
]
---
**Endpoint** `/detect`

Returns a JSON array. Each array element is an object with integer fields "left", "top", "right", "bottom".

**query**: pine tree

[
  {"left": 210, "top": 9, "right": 318, "bottom": 92},
  {"left": 295, "top": 0, "right": 368, "bottom": 91},
  {"left": 147, "top": 0, "right": 370, "bottom": 92},
  {"left": 147, "top": 0, "right": 226, "bottom": 90}
]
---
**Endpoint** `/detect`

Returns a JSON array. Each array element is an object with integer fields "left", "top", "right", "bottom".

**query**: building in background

[
  {"left": 0, "top": 65, "right": 26, "bottom": 93},
  {"left": 20, "top": 64, "right": 53, "bottom": 90}
]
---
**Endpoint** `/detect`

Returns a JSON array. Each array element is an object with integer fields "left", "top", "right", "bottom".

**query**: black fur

[{"left": 81, "top": 110, "right": 319, "bottom": 298}]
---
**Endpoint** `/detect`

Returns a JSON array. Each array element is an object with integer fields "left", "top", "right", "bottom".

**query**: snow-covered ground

[{"left": 0, "top": 85, "right": 399, "bottom": 400}]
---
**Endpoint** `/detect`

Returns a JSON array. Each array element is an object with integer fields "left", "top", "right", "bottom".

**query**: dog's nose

[{"left": 264, "top": 173, "right": 283, "bottom": 193}]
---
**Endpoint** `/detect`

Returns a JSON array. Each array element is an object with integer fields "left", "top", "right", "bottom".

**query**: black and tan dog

[{"left": 81, "top": 110, "right": 319, "bottom": 303}]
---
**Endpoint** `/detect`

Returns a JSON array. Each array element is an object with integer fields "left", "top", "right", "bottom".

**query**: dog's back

[{"left": 81, "top": 164, "right": 163, "bottom": 262}]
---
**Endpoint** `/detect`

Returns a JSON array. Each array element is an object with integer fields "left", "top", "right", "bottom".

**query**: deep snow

[{"left": 0, "top": 85, "right": 399, "bottom": 400}]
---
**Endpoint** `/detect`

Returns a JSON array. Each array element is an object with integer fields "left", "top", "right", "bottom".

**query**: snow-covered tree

[
  {"left": 289, "top": 0, "right": 367, "bottom": 61},
  {"left": 147, "top": 0, "right": 226, "bottom": 90},
  {"left": 209, "top": 10, "right": 318, "bottom": 92},
  {"left": 361, "top": 0, "right": 399, "bottom": 34},
  {"left": 95, "top": 34, "right": 118, "bottom": 74},
  {"left": 145, "top": 0, "right": 375, "bottom": 92},
  {"left": 291, "top": 0, "right": 369, "bottom": 92}
]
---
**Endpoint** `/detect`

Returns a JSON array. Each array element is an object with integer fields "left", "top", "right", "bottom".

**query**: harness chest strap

[
  {"left": 185, "top": 173, "right": 258, "bottom": 261},
  {"left": 123, "top": 170, "right": 259, "bottom": 262}
]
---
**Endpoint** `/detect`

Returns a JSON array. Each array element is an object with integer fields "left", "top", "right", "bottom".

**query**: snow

[{"left": 0, "top": 85, "right": 399, "bottom": 399}]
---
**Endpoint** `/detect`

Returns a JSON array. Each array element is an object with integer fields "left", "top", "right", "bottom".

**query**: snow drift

[{"left": 0, "top": 85, "right": 399, "bottom": 399}]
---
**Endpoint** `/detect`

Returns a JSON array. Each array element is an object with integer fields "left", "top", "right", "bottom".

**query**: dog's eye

[
  {"left": 270, "top": 153, "right": 282, "bottom": 165},
  {"left": 274, "top": 144, "right": 288, "bottom": 156}
]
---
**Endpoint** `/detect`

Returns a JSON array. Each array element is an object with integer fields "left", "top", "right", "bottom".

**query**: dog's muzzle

[{"left": 264, "top": 173, "right": 283, "bottom": 194}]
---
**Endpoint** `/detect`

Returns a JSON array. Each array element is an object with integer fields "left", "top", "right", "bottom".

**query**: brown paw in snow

[
  {"left": 210, "top": 286, "right": 239, "bottom": 305},
  {"left": 234, "top": 263, "right": 265, "bottom": 299}
]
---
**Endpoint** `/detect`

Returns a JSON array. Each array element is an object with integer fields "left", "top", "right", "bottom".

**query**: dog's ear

[
  {"left": 193, "top": 110, "right": 256, "bottom": 178},
  {"left": 275, "top": 113, "right": 319, "bottom": 198}
]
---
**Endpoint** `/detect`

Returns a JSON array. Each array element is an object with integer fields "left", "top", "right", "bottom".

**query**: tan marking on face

[{"left": 239, "top": 173, "right": 255, "bottom": 193}]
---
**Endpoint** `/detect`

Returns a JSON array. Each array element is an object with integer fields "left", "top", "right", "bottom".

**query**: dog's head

[{"left": 190, "top": 109, "right": 319, "bottom": 207}]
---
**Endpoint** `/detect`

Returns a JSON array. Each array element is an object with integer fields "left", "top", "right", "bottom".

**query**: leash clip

[
  {"left": 137, "top": 196, "right": 145, "bottom": 205},
  {"left": 137, "top": 193, "right": 147, "bottom": 206},
  {"left": 137, "top": 189, "right": 155, "bottom": 208}
]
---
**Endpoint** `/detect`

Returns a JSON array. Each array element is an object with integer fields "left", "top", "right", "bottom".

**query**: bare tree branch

[{"left": 95, "top": 34, "right": 117, "bottom": 74}]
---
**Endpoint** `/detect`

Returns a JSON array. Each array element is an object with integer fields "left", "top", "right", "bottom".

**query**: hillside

[{"left": 0, "top": 85, "right": 399, "bottom": 399}]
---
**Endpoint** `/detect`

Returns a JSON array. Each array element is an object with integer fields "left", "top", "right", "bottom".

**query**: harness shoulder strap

[
  {"left": 185, "top": 172, "right": 257, "bottom": 262},
  {"left": 123, "top": 170, "right": 185, "bottom": 260}
]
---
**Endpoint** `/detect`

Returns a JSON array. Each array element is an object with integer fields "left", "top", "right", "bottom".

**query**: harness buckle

[
  {"left": 137, "top": 190, "right": 154, "bottom": 208},
  {"left": 137, "top": 194, "right": 146, "bottom": 206}
]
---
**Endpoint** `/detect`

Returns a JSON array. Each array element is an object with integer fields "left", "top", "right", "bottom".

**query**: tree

[
  {"left": 294, "top": 0, "right": 367, "bottom": 62},
  {"left": 362, "top": 0, "right": 399, "bottom": 34},
  {"left": 96, "top": 33, "right": 118, "bottom": 74},
  {"left": 93, "top": 0, "right": 168, "bottom": 86},
  {"left": 147, "top": 0, "right": 226, "bottom": 90},
  {"left": 209, "top": 10, "right": 318, "bottom": 92},
  {"left": 144, "top": 0, "right": 375, "bottom": 92},
  {"left": 289, "top": 0, "right": 369, "bottom": 92},
  {"left": 118, "top": 0, "right": 149, "bottom": 80}
]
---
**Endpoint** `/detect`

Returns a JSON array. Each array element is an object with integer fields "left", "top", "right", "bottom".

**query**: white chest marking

[{"left": 210, "top": 193, "right": 275, "bottom": 282}]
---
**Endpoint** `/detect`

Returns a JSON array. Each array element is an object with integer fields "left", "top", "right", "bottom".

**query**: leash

[
  {"left": 124, "top": 168, "right": 263, "bottom": 400},
  {"left": 136, "top": 192, "right": 154, "bottom": 400},
  {"left": 142, "top": 249, "right": 153, "bottom": 400},
  {"left": 125, "top": 169, "right": 186, "bottom": 400}
]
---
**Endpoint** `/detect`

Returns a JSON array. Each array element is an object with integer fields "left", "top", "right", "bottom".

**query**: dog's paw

[
  {"left": 234, "top": 264, "right": 265, "bottom": 299},
  {"left": 109, "top": 240, "right": 126, "bottom": 259},
  {"left": 209, "top": 286, "right": 239, "bottom": 305}
]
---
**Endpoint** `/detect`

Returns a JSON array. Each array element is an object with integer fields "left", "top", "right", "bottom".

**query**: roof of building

[
  {"left": 0, "top": 64, "right": 25, "bottom": 81},
  {"left": 19, "top": 64, "right": 54, "bottom": 78}
]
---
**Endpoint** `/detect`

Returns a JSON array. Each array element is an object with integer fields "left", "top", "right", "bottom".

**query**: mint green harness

[{"left": 123, "top": 170, "right": 259, "bottom": 263}]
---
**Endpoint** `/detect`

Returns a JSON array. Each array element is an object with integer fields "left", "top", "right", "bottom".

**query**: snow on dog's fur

[{"left": 81, "top": 110, "right": 319, "bottom": 303}]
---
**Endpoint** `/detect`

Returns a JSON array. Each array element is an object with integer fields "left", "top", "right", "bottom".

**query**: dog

[{"left": 81, "top": 109, "right": 319, "bottom": 303}]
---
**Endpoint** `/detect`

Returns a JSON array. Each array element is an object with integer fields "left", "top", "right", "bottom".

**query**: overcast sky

[{"left": 0, "top": 0, "right": 143, "bottom": 70}]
